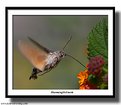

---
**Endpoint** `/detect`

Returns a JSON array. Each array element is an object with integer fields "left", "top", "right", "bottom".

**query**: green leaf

[
  {"left": 88, "top": 18, "right": 108, "bottom": 63},
  {"left": 102, "top": 66, "right": 108, "bottom": 73},
  {"left": 99, "top": 83, "right": 108, "bottom": 89},
  {"left": 88, "top": 74, "right": 98, "bottom": 84}
]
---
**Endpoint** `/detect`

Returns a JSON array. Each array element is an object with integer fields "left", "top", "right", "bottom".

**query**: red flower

[{"left": 87, "top": 56, "right": 104, "bottom": 76}]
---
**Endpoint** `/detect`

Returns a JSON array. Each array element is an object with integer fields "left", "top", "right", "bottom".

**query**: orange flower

[
  {"left": 77, "top": 70, "right": 89, "bottom": 85},
  {"left": 80, "top": 84, "right": 90, "bottom": 89},
  {"left": 77, "top": 69, "right": 97, "bottom": 89},
  {"left": 80, "top": 82, "right": 97, "bottom": 89}
]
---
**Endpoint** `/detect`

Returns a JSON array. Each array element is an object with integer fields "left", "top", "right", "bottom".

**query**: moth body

[{"left": 45, "top": 51, "right": 66, "bottom": 70}]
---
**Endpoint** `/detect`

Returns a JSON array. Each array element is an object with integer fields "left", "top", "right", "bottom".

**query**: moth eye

[{"left": 60, "top": 53, "right": 64, "bottom": 57}]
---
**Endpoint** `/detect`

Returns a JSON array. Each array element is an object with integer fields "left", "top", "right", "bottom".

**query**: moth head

[{"left": 58, "top": 51, "right": 66, "bottom": 58}]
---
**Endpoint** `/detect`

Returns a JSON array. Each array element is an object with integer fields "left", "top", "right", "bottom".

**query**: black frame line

[{"left": 5, "top": 7, "right": 115, "bottom": 98}]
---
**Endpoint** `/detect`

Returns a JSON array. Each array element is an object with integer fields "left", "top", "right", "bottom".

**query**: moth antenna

[
  {"left": 63, "top": 35, "right": 72, "bottom": 50},
  {"left": 66, "top": 53, "right": 87, "bottom": 69}
]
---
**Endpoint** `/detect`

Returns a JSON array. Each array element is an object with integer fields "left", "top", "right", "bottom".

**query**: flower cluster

[
  {"left": 77, "top": 70, "right": 88, "bottom": 85},
  {"left": 87, "top": 56, "right": 105, "bottom": 76},
  {"left": 77, "top": 56, "right": 108, "bottom": 89},
  {"left": 77, "top": 70, "right": 97, "bottom": 89}
]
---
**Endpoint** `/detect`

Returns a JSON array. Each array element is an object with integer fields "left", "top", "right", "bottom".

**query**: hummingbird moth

[{"left": 18, "top": 36, "right": 86, "bottom": 80}]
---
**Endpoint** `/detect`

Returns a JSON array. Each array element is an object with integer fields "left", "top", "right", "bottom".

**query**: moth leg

[
  {"left": 29, "top": 67, "right": 41, "bottom": 80},
  {"left": 38, "top": 69, "right": 52, "bottom": 76}
]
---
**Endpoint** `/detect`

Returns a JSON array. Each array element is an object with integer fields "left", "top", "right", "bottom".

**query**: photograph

[{"left": 6, "top": 7, "right": 115, "bottom": 97}]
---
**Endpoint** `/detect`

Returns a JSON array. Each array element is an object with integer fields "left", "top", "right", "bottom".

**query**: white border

[{"left": 7, "top": 9, "right": 114, "bottom": 96}]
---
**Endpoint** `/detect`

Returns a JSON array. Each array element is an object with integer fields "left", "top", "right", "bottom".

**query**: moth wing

[
  {"left": 28, "top": 37, "right": 52, "bottom": 53},
  {"left": 18, "top": 40, "right": 49, "bottom": 71}
]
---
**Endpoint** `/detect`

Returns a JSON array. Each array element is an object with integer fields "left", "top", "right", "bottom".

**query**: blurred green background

[{"left": 13, "top": 15, "right": 107, "bottom": 89}]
